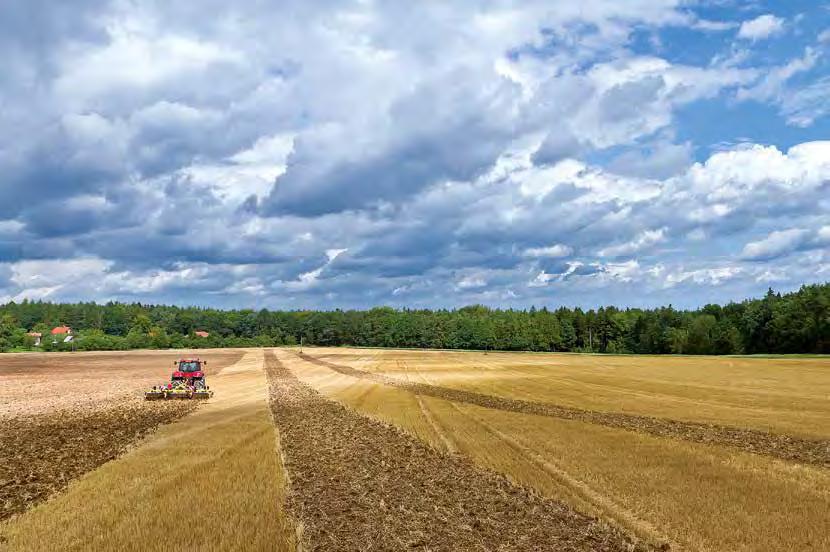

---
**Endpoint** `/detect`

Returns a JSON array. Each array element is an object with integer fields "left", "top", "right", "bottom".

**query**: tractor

[{"left": 145, "top": 358, "right": 214, "bottom": 400}]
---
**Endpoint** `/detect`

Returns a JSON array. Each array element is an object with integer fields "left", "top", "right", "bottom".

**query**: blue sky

[{"left": 0, "top": 0, "right": 828, "bottom": 310}]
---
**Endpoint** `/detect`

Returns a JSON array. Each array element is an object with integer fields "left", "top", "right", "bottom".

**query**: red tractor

[{"left": 145, "top": 358, "right": 213, "bottom": 400}]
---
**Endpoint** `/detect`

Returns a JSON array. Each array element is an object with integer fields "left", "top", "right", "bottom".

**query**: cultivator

[{"left": 145, "top": 358, "right": 214, "bottom": 400}]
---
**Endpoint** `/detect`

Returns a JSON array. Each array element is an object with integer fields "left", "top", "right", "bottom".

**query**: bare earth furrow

[
  {"left": 298, "top": 352, "right": 830, "bottom": 467},
  {"left": 266, "top": 350, "right": 653, "bottom": 551},
  {"left": 0, "top": 399, "right": 197, "bottom": 522}
]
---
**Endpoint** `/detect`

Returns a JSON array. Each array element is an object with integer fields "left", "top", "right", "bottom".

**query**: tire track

[
  {"left": 451, "top": 400, "right": 677, "bottom": 549},
  {"left": 298, "top": 352, "right": 829, "bottom": 467},
  {"left": 267, "top": 350, "right": 653, "bottom": 551},
  {"left": 402, "top": 359, "right": 678, "bottom": 548},
  {"left": 399, "top": 360, "right": 459, "bottom": 454}
]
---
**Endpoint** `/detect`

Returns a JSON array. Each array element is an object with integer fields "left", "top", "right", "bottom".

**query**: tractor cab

[
  {"left": 173, "top": 358, "right": 207, "bottom": 388},
  {"left": 175, "top": 359, "right": 206, "bottom": 374}
]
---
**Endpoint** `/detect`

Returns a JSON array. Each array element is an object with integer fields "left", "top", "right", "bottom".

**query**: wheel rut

[{"left": 398, "top": 359, "right": 459, "bottom": 454}]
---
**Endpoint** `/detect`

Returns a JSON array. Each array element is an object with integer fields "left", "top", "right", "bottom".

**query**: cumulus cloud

[
  {"left": 741, "top": 226, "right": 830, "bottom": 262},
  {"left": 0, "top": 1, "right": 827, "bottom": 310},
  {"left": 737, "top": 14, "right": 785, "bottom": 41},
  {"left": 740, "top": 229, "right": 811, "bottom": 261}
]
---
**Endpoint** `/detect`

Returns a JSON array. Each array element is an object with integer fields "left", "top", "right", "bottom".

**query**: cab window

[{"left": 179, "top": 361, "right": 201, "bottom": 372}]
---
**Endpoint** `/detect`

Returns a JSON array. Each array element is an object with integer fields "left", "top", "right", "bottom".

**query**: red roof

[
  {"left": 51, "top": 326, "right": 71, "bottom": 335},
  {"left": 194, "top": 331, "right": 210, "bottom": 338}
]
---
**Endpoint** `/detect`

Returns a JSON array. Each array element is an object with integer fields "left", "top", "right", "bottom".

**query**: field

[
  {"left": 0, "top": 350, "right": 244, "bottom": 522},
  {"left": 1, "top": 347, "right": 828, "bottom": 551}
]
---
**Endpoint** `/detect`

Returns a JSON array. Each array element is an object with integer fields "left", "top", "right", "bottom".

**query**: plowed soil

[
  {"left": 0, "top": 349, "right": 245, "bottom": 522},
  {"left": 0, "top": 350, "right": 243, "bottom": 417},
  {"left": 1, "top": 351, "right": 295, "bottom": 552},
  {"left": 299, "top": 352, "right": 830, "bottom": 467},
  {"left": 0, "top": 399, "right": 196, "bottom": 521},
  {"left": 267, "top": 350, "right": 655, "bottom": 551}
]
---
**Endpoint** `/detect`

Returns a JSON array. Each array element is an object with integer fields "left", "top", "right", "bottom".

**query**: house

[
  {"left": 27, "top": 332, "right": 42, "bottom": 346},
  {"left": 50, "top": 326, "right": 72, "bottom": 345},
  {"left": 194, "top": 331, "right": 210, "bottom": 338}
]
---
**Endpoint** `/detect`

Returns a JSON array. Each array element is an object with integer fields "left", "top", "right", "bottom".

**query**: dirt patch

[
  {"left": 0, "top": 350, "right": 244, "bottom": 418},
  {"left": 0, "top": 399, "right": 197, "bottom": 522},
  {"left": 267, "top": 350, "right": 654, "bottom": 551},
  {"left": 299, "top": 352, "right": 830, "bottom": 468}
]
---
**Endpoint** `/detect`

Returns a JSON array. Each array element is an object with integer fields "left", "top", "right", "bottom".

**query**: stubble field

[
  {"left": 287, "top": 348, "right": 830, "bottom": 551},
  {"left": 0, "top": 347, "right": 827, "bottom": 551}
]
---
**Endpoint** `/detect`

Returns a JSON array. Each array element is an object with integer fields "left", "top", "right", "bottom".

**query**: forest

[{"left": 0, "top": 283, "right": 827, "bottom": 355}]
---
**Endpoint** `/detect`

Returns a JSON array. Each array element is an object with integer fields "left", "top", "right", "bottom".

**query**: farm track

[
  {"left": 0, "top": 399, "right": 196, "bottom": 521},
  {"left": 266, "top": 350, "right": 653, "bottom": 551},
  {"left": 299, "top": 352, "right": 830, "bottom": 467}
]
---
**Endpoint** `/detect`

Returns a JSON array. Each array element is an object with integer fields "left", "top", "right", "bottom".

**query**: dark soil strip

[
  {"left": 266, "top": 351, "right": 656, "bottom": 552},
  {"left": 299, "top": 352, "right": 830, "bottom": 468},
  {"left": 0, "top": 400, "right": 197, "bottom": 521}
]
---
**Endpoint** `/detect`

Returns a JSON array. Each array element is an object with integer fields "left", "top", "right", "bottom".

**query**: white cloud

[
  {"left": 0, "top": 220, "right": 25, "bottom": 235},
  {"left": 529, "top": 262, "right": 583, "bottom": 287},
  {"left": 10, "top": 258, "right": 112, "bottom": 289},
  {"left": 182, "top": 134, "right": 295, "bottom": 202},
  {"left": 456, "top": 275, "right": 487, "bottom": 290},
  {"left": 1, "top": 2, "right": 829, "bottom": 310},
  {"left": 683, "top": 141, "right": 830, "bottom": 203},
  {"left": 737, "top": 14, "right": 785, "bottom": 41},
  {"left": 779, "top": 77, "right": 830, "bottom": 127},
  {"left": 601, "top": 260, "right": 641, "bottom": 282},
  {"left": 523, "top": 244, "right": 573, "bottom": 258},
  {"left": 693, "top": 19, "right": 737, "bottom": 32},
  {"left": 735, "top": 47, "right": 819, "bottom": 109},
  {"left": 664, "top": 266, "right": 743, "bottom": 287},
  {"left": 55, "top": 20, "right": 242, "bottom": 110},
  {"left": 325, "top": 248, "right": 348, "bottom": 261},
  {"left": 599, "top": 228, "right": 667, "bottom": 257},
  {"left": 740, "top": 229, "right": 810, "bottom": 261},
  {"left": 111, "top": 266, "right": 209, "bottom": 294},
  {"left": 4, "top": 258, "right": 225, "bottom": 300},
  {"left": 278, "top": 248, "right": 347, "bottom": 291}
]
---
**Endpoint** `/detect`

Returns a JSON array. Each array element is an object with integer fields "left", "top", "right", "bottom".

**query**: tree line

[{"left": 0, "top": 283, "right": 827, "bottom": 354}]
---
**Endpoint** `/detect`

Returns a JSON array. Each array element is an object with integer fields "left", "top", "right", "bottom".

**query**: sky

[{"left": 0, "top": 0, "right": 829, "bottom": 311}]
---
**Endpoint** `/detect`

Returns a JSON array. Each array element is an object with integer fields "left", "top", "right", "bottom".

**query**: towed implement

[{"left": 145, "top": 358, "right": 213, "bottom": 400}]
